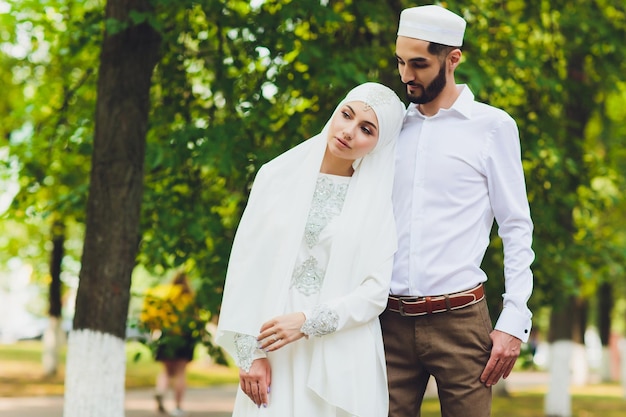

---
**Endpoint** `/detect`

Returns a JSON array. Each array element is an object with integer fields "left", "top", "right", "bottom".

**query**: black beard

[{"left": 406, "top": 63, "right": 447, "bottom": 105}]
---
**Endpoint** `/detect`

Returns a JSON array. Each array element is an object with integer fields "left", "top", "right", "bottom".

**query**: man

[{"left": 380, "top": 5, "right": 535, "bottom": 417}]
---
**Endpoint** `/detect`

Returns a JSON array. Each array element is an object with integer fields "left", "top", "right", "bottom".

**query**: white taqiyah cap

[{"left": 397, "top": 5, "right": 466, "bottom": 47}]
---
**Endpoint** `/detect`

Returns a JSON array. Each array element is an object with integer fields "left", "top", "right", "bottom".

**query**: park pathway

[
  {"left": 0, "top": 385, "right": 237, "bottom": 417},
  {"left": 0, "top": 372, "right": 550, "bottom": 417}
]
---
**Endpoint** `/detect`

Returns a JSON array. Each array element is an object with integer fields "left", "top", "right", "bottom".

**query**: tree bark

[
  {"left": 597, "top": 282, "right": 613, "bottom": 381},
  {"left": 48, "top": 218, "right": 64, "bottom": 319},
  {"left": 63, "top": 0, "right": 161, "bottom": 415},
  {"left": 43, "top": 218, "right": 65, "bottom": 376}
]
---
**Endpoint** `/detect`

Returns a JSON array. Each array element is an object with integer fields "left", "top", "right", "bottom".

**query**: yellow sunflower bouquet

[{"left": 139, "top": 282, "right": 207, "bottom": 359}]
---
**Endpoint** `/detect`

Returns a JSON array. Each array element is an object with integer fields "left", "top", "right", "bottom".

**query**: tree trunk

[
  {"left": 43, "top": 218, "right": 65, "bottom": 376},
  {"left": 544, "top": 34, "right": 595, "bottom": 414},
  {"left": 618, "top": 337, "right": 626, "bottom": 399},
  {"left": 545, "top": 340, "right": 573, "bottom": 417},
  {"left": 597, "top": 282, "right": 613, "bottom": 381},
  {"left": 63, "top": 1, "right": 161, "bottom": 415},
  {"left": 545, "top": 298, "right": 575, "bottom": 417},
  {"left": 571, "top": 297, "right": 588, "bottom": 386}
]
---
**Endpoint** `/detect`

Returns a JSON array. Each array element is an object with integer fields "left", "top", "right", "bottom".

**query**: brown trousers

[{"left": 380, "top": 298, "right": 493, "bottom": 417}]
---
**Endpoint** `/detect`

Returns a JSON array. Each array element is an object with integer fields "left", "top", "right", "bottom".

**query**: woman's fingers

[{"left": 239, "top": 359, "right": 271, "bottom": 407}]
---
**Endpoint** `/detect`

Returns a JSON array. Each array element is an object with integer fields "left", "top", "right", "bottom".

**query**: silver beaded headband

[{"left": 362, "top": 86, "right": 396, "bottom": 112}]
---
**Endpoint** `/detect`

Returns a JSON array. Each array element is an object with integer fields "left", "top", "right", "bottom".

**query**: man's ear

[{"left": 448, "top": 49, "right": 462, "bottom": 70}]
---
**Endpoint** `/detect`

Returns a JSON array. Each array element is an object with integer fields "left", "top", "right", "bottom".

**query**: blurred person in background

[{"left": 141, "top": 270, "right": 203, "bottom": 417}]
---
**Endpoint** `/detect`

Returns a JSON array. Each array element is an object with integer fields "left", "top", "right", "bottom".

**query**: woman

[
  {"left": 216, "top": 82, "right": 405, "bottom": 416},
  {"left": 141, "top": 271, "right": 200, "bottom": 416}
]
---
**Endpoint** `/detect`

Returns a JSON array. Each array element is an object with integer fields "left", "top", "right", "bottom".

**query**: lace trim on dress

[
  {"left": 291, "top": 256, "right": 324, "bottom": 296},
  {"left": 291, "top": 175, "right": 348, "bottom": 296},
  {"left": 234, "top": 333, "right": 262, "bottom": 372},
  {"left": 303, "top": 175, "right": 348, "bottom": 249},
  {"left": 300, "top": 304, "right": 339, "bottom": 337}
]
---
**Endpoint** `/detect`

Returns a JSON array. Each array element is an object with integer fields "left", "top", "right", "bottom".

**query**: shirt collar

[
  {"left": 450, "top": 84, "right": 474, "bottom": 119},
  {"left": 405, "top": 84, "right": 474, "bottom": 119}
]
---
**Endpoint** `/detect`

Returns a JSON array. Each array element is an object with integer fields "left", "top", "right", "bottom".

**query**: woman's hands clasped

[
  {"left": 239, "top": 358, "right": 271, "bottom": 407},
  {"left": 239, "top": 312, "right": 307, "bottom": 406}
]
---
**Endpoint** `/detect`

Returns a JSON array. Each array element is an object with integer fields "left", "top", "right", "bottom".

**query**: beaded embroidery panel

[
  {"left": 303, "top": 175, "right": 349, "bottom": 249},
  {"left": 291, "top": 175, "right": 349, "bottom": 296}
]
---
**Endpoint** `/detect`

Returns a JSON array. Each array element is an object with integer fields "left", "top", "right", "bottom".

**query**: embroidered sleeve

[
  {"left": 233, "top": 333, "right": 266, "bottom": 372},
  {"left": 300, "top": 304, "right": 339, "bottom": 337}
]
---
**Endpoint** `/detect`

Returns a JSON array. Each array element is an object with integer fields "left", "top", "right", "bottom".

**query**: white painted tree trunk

[
  {"left": 544, "top": 340, "right": 572, "bottom": 417},
  {"left": 42, "top": 316, "right": 66, "bottom": 376},
  {"left": 599, "top": 346, "right": 612, "bottom": 382},
  {"left": 63, "top": 329, "right": 126, "bottom": 417},
  {"left": 619, "top": 338, "right": 626, "bottom": 398},
  {"left": 570, "top": 342, "right": 588, "bottom": 386}
]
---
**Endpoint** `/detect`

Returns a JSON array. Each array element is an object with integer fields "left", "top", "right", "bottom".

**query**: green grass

[
  {"left": 416, "top": 385, "right": 626, "bottom": 417},
  {"left": 0, "top": 340, "right": 238, "bottom": 397},
  {"left": 125, "top": 341, "right": 239, "bottom": 388}
]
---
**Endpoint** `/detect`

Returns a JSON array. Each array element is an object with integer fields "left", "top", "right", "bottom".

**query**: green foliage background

[{"left": 1, "top": 0, "right": 625, "bottom": 340}]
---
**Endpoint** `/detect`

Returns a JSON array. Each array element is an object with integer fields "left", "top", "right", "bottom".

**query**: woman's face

[{"left": 326, "top": 100, "right": 380, "bottom": 162}]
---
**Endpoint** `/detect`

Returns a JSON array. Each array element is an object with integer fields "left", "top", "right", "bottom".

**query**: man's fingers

[
  {"left": 482, "top": 358, "right": 515, "bottom": 387},
  {"left": 502, "top": 358, "right": 516, "bottom": 379},
  {"left": 481, "top": 357, "right": 501, "bottom": 387}
]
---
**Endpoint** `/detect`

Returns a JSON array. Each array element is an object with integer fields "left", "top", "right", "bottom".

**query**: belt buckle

[
  {"left": 396, "top": 297, "right": 423, "bottom": 317},
  {"left": 393, "top": 297, "right": 414, "bottom": 316},
  {"left": 397, "top": 299, "right": 408, "bottom": 316}
]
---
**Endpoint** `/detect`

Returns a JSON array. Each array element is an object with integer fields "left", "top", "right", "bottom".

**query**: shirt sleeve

[{"left": 484, "top": 116, "right": 535, "bottom": 342}]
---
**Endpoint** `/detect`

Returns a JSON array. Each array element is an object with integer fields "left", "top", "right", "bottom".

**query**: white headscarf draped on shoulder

[{"left": 217, "top": 82, "right": 405, "bottom": 416}]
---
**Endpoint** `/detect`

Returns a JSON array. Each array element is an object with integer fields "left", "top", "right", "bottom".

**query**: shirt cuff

[{"left": 494, "top": 306, "right": 532, "bottom": 343}]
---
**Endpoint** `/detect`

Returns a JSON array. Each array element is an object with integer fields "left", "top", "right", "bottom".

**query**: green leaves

[{"left": 3, "top": 0, "right": 626, "bottom": 341}]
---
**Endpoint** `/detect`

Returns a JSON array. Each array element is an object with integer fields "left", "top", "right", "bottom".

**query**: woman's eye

[
  {"left": 361, "top": 127, "right": 373, "bottom": 135},
  {"left": 342, "top": 111, "right": 351, "bottom": 119}
]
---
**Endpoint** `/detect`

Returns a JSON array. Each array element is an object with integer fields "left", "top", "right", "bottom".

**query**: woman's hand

[
  {"left": 258, "top": 312, "right": 306, "bottom": 351},
  {"left": 239, "top": 358, "right": 271, "bottom": 407}
]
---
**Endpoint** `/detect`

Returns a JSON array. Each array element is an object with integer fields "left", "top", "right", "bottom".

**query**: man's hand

[
  {"left": 239, "top": 358, "right": 271, "bottom": 407},
  {"left": 258, "top": 312, "right": 307, "bottom": 352},
  {"left": 480, "top": 330, "right": 522, "bottom": 387}
]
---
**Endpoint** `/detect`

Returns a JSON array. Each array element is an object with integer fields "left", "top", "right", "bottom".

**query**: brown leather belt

[{"left": 387, "top": 284, "right": 485, "bottom": 316}]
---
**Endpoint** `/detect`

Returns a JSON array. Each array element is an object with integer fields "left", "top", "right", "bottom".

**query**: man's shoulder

[
  {"left": 455, "top": 85, "right": 516, "bottom": 125},
  {"left": 472, "top": 98, "right": 513, "bottom": 118},
  {"left": 468, "top": 99, "right": 518, "bottom": 130}
]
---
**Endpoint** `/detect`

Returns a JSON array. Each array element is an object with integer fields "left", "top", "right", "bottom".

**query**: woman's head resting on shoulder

[
  {"left": 322, "top": 83, "right": 405, "bottom": 176},
  {"left": 326, "top": 100, "right": 381, "bottom": 163}
]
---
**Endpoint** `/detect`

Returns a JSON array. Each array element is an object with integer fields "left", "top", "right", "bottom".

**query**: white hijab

[{"left": 216, "top": 82, "right": 405, "bottom": 414}]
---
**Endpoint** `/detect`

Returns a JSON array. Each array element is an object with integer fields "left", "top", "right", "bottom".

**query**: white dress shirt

[{"left": 391, "top": 84, "right": 534, "bottom": 342}]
